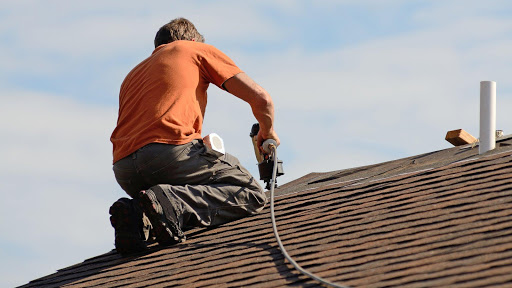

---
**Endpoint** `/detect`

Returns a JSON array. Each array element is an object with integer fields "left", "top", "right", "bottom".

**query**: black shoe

[
  {"left": 139, "top": 189, "right": 185, "bottom": 246},
  {"left": 109, "top": 198, "right": 147, "bottom": 255}
]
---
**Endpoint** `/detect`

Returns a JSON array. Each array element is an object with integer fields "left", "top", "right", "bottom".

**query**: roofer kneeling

[{"left": 108, "top": 18, "right": 280, "bottom": 255}]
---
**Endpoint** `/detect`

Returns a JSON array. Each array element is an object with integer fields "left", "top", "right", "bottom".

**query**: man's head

[{"left": 154, "top": 18, "right": 205, "bottom": 48}]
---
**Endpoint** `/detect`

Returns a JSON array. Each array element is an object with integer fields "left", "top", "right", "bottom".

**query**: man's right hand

[{"left": 257, "top": 129, "right": 280, "bottom": 154}]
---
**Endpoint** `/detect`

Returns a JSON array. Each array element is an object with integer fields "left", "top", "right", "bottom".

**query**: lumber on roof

[{"left": 445, "top": 129, "right": 477, "bottom": 146}]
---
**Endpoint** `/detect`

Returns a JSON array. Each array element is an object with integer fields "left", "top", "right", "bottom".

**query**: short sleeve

[{"left": 199, "top": 45, "right": 243, "bottom": 89}]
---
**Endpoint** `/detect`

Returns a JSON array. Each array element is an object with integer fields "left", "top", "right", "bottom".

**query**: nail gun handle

[
  {"left": 251, "top": 123, "right": 277, "bottom": 157},
  {"left": 250, "top": 123, "right": 264, "bottom": 163}
]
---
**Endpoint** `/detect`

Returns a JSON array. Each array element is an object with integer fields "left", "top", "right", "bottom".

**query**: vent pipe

[{"left": 479, "top": 81, "right": 496, "bottom": 154}]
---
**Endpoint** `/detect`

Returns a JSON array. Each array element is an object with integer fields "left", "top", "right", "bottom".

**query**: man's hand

[{"left": 257, "top": 129, "right": 280, "bottom": 154}]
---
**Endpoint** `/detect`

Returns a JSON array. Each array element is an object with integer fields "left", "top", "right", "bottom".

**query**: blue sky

[{"left": 2, "top": 1, "right": 512, "bottom": 286}]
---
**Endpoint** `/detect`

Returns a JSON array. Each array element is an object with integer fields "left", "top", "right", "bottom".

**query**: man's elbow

[{"left": 253, "top": 89, "right": 273, "bottom": 110}]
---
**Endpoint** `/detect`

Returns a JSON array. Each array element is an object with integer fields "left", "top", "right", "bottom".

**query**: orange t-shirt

[{"left": 110, "top": 41, "right": 242, "bottom": 163}]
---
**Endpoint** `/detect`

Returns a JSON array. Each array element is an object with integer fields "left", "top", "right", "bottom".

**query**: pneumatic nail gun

[{"left": 250, "top": 123, "right": 284, "bottom": 190}]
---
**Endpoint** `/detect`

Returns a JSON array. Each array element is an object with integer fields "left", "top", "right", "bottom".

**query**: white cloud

[
  {"left": 238, "top": 7, "right": 511, "bottom": 160},
  {"left": 0, "top": 90, "right": 116, "bottom": 180},
  {"left": 0, "top": 0, "right": 281, "bottom": 62},
  {"left": 0, "top": 90, "right": 121, "bottom": 286}
]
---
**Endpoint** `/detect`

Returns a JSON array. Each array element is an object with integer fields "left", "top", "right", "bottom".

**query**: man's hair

[{"left": 154, "top": 18, "right": 205, "bottom": 48}]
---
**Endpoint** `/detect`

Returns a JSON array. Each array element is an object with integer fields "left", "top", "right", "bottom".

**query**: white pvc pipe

[{"left": 479, "top": 81, "right": 496, "bottom": 154}]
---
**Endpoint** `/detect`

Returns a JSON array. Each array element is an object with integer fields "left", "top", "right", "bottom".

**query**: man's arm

[{"left": 222, "top": 72, "right": 280, "bottom": 148}]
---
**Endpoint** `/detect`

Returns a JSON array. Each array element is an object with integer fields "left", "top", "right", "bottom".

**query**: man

[{"left": 109, "top": 18, "right": 280, "bottom": 255}]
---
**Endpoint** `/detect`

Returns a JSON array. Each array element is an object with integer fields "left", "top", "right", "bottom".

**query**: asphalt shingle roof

[{"left": 20, "top": 136, "right": 512, "bottom": 288}]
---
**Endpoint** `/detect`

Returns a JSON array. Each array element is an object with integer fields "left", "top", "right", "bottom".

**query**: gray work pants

[{"left": 113, "top": 140, "right": 266, "bottom": 230}]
